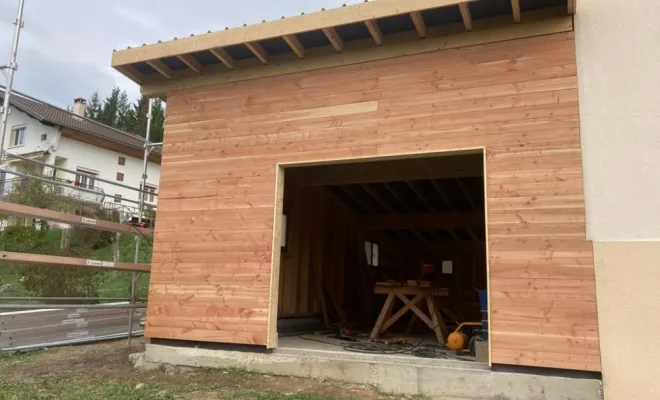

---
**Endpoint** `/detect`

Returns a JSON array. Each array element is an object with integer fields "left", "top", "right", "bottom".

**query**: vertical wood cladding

[{"left": 150, "top": 32, "right": 600, "bottom": 372}]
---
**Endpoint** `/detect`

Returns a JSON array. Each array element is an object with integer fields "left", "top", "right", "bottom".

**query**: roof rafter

[
  {"left": 146, "top": 59, "right": 173, "bottom": 79},
  {"left": 381, "top": 182, "right": 430, "bottom": 243},
  {"left": 363, "top": 213, "right": 483, "bottom": 230},
  {"left": 209, "top": 47, "right": 235, "bottom": 69},
  {"left": 283, "top": 34, "right": 305, "bottom": 58},
  {"left": 246, "top": 42, "right": 268, "bottom": 64},
  {"left": 511, "top": 0, "right": 521, "bottom": 23},
  {"left": 364, "top": 20, "right": 384, "bottom": 45},
  {"left": 567, "top": 0, "right": 576, "bottom": 14},
  {"left": 177, "top": 54, "right": 203, "bottom": 74},
  {"left": 408, "top": 181, "right": 462, "bottom": 242},
  {"left": 458, "top": 3, "right": 473, "bottom": 31},
  {"left": 431, "top": 180, "right": 481, "bottom": 241},
  {"left": 410, "top": 11, "right": 427, "bottom": 38},
  {"left": 115, "top": 65, "right": 144, "bottom": 84},
  {"left": 111, "top": 0, "right": 477, "bottom": 67},
  {"left": 456, "top": 178, "right": 477, "bottom": 211},
  {"left": 322, "top": 27, "right": 343, "bottom": 52}
]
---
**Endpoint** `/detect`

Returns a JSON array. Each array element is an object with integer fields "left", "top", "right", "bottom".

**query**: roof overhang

[{"left": 112, "top": 0, "right": 576, "bottom": 98}]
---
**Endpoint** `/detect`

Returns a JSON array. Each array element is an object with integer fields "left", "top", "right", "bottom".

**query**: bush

[{"left": 0, "top": 226, "right": 104, "bottom": 298}]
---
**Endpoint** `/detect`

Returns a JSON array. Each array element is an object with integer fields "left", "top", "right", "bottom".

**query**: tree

[
  {"left": 85, "top": 88, "right": 166, "bottom": 138},
  {"left": 98, "top": 86, "right": 121, "bottom": 127},
  {"left": 86, "top": 91, "right": 102, "bottom": 120},
  {"left": 116, "top": 90, "right": 133, "bottom": 131},
  {"left": 149, "top": 99, "right": 165, "bottom": 143},
  {"left": 128, "top": 95, "right": 149, "bottom": 136}
]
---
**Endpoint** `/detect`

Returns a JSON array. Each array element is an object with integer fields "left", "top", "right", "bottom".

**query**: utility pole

[{"left": 0, "top": 0, "right": 26, "bottom": 166}]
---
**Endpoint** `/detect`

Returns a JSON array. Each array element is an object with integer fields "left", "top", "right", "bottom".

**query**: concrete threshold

[{"left": 144, "top": 343, "right": 602, "bottom": 399}]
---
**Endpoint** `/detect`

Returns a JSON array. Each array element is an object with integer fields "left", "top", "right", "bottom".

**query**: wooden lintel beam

[
  {"left": 322, "top": 27, "right": 343, "bottom": 52},
  {"left": 511, "top": 0, "right": 521, "bottom": 23},
  {"left": 567, "top": 0, "right": 576, "bottom": 14},
  {"left": 0, "top": 251, "right": 150, "bottom": 272},
  {"left": 283, "top": 34, "right": 305, "bottom": 58},
  {"left": 246, "top": 42, "right": 268, "bottom": 64},
  {"left": 0, "top": 201, "right": 153, "bottom": 236},
  {"left": 209, "top": 47, "right": 235, "bottom": 69},
  {"left": 458, "top": 3, "right": 473, "bottom": 31},
  {"left": 364, "top": 20, "right": 383, "bottom": 45},
  {"left": 177, "top": 54, "right": 203, "bottom": 74},
  {"left": 114, "top": 65, "right": 144, "bottom": 84},
  {"left": 146, "top": 59, "right": 173, "bottom": 79},
  {"left": 362, "top": 213, "right": 484, "bottom": 230},
  {"left": 289, "top": 154, "right": 483, "bottom": 187},
  {"left": 410, "top": 11, "right": 427, "bottom": 38}
]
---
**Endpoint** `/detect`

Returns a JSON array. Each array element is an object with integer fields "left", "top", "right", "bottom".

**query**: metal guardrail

[
  {"left": 0, "top": 176, "right": 105, "bottom": 203},
  {"left": 0, "top": 302, "right": 145, "bottom": 351}
]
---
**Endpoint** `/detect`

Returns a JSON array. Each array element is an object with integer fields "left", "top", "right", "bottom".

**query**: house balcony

[{"left": 0, "top": 176, "right": 105, "bottom": 204}]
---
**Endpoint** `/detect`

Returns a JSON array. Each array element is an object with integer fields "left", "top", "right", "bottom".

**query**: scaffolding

[{"left": 0, "top": 99, "right": 161, "bottom": 350}]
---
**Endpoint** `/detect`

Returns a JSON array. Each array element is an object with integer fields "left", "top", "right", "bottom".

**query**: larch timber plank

[{"left": 149, "top": 32, "right": 600, "bottom": 371}]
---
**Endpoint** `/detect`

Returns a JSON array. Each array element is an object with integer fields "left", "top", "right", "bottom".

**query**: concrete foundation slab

[{"left": 144, "top": 343, "right": 602, "bottom": 399}]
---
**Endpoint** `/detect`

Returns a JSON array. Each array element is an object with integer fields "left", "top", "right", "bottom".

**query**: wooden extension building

[{"left": 112, "top": 0, "right": 606, "bottom": 378}]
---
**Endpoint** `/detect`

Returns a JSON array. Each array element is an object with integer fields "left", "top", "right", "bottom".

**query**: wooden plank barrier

[
  {"left": 0, "top": 251, "right": 150, "bottom": 272},
  {"left": 0, "top": 201, "right": 153, "bottom": 236}
]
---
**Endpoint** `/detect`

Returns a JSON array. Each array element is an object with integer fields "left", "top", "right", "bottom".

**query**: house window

[
  {"left": 41, "top": 134, "right": 47, "bottom": 141},
  {"left": 364, "top": 241, "right": 379, "bottom": 267},
  {"left": 116, "top": 172, "right": 124, "bottom": 182},
  {"left": 9, "top": 126, "right": 26, "bottom": 147},
  {"left": 140, "top": 184, "right": 157, "bottom": 203},
  {"left": 75, "top": 168, "right": 97, "bottom": 189},
  {"left": 118, "top": 157, "right": 126, "bottom": 166},
  {"left": 114, "top": 194, "right": 122, "bottom": 203}
]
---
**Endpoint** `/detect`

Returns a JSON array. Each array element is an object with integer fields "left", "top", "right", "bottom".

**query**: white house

[{"left": 0, "top": 88, "right": 160, "bottom": 222}]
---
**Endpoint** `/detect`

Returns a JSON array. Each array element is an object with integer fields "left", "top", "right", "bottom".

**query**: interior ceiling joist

[
  {"left": 111, "top": 0, "right": 576, "bottom": 95},
  {"left": 324, "top": 175, "right": 486, "bottom": 243}
]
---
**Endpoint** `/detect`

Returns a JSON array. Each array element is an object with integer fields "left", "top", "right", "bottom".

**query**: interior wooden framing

[
  {"left": 111, "top": 0, "right": 577, "bottom": 97},
  {"left": 272, "top": 150, "right": 490, "bottom": 357}
]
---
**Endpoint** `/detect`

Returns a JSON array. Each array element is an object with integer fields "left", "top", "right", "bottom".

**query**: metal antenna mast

[{"left": 0, "top": 0, "right": 26, "bottom": 165}]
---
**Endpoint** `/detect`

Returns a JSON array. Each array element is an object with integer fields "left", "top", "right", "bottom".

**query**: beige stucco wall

[
  {"left": 575, "top": 0, "right": 660, "bottom": 241},
  {"left": 576, "top": 1, "right": 660, "bottom": 399},
  {"left": 593, "top": 242, "right": 660, "bottom": 400}
]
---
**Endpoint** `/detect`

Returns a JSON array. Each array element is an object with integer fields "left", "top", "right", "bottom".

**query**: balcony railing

[{"left": 0, "top": 176, "right": 105, "bottom": 204}]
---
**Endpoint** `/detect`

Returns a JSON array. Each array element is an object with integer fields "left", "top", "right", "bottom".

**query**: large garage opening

[{"left": 275, "top": 151, "right": 488, "bottom": 364}]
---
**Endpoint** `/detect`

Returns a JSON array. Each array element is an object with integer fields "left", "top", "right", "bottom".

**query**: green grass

[
  {"left": 0, "top": 376, "right": 340, "bottom": 400},
  {"left": 0, "top": 231, "right": 152, "bottom": 299},
  {"left": 225, "top": 366, "right": 257, "bottom": 378},
  {"left": 0, "top": 350, "right": 35, "bottom": 365}
]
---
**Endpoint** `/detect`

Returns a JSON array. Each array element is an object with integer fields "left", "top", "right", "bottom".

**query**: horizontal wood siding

[{"left": 149, "top": 32, "right": 600, "bottom": 371}]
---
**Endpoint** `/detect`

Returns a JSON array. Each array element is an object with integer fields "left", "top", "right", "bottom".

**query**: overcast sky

[{"left": 0, "top": 0, "right": 362, "bottom": 108}]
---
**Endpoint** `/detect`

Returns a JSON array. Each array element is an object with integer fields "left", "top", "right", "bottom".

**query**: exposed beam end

[
  {"left": 410, "top": 11, "right": 427, "bottom": 38},
  {"left": 511, "top": 0, "right": 521, "bottom": 23},
  {"left": 364, "top": 20, "right": 383, "bottom": 46},
  {"left": 322, "top": 27, "right": 344, "bottom": 52},
  {"left": 177, "top": 54, "right": 203, "bottom": 74},
  {"left": 146, "top": 59, "right": 173, "bottom": 79},
  {"left": 209, "top": 47, "right": 235, "bottom": 69},
  {"left": 567, "top": 0, "right": 576, "bottom": 15},
  {"left": 246, "top": 42, "right": 268, "bottom": 64},
  {"left": 458, "top": 3, "right": 473, "bottom": 31},
  {"left": 283, "top": 34, "right": 305, "bottom": 58},
  {"left": 115, "top": 65, "right": 145, "bottom": 84}
]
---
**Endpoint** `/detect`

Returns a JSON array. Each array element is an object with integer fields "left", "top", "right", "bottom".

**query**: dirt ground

[{"left": 0, "top": 339, "right": 412, "bottom": 400}]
